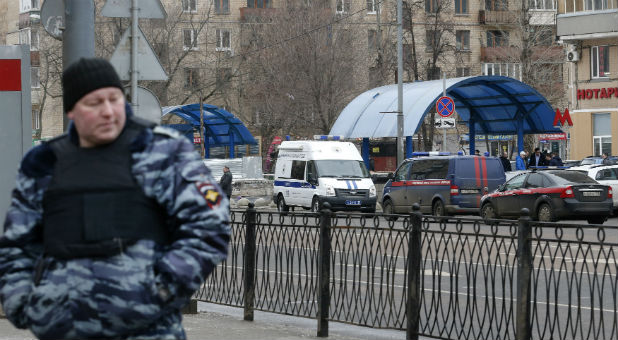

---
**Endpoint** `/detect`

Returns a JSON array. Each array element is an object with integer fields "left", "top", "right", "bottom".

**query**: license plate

[
  {"left": 460, "top": 189, "right": 478, "bottom": 194},
  {"left": 345, "top": 200, "right": 361, "bottom": 205},
  {"left": 582, "top": 191, "right": 601, "bottom": 197}
]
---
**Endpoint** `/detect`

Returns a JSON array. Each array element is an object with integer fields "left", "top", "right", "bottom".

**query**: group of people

[{"left": 514, "top": 147, "right": 564, "bottom": 170}]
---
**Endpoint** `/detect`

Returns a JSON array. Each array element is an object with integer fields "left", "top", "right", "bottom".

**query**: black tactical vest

[{"left": 42, "top": 118, "right": 169, "bottom": 259}]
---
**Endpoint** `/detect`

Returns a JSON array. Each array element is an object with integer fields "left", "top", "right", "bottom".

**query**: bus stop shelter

[
  {"left": 329, "top": 76, "right": 562, "bottom": 168},
  {"left": 162, "top": 103, "right": 257, "bottom": 158}
]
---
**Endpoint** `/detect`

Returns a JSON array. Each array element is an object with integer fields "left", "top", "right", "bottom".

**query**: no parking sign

[{"left": 436, "top": 96, "right": 455, "bottom": 118}]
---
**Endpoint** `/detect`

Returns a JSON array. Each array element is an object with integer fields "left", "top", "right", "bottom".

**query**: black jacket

[
  {"left": 527, "top": 154, "right": 547, "bottom": 168},
  {"left": 220, "top": 171, "right": 233, "bottom": 198},
  {"left": 499, "top": 156, "right": 512, "bottom": 172}
]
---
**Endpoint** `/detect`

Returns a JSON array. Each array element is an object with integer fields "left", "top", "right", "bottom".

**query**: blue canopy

[
  {"left": 161, "top": 103, "right": 257, "bottom": 147},
  {"left": 330, "top": 75, "right": 561, "bottom": 138}
]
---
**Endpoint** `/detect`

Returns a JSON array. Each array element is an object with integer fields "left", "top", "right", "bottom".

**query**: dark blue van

[{"left": 382, "top": 155, "right": 506, "bottom": 216}]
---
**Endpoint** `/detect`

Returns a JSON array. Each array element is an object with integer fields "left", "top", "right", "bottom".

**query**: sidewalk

[{"left": 0, "top": 302, "right": 410, "bottom": 340}]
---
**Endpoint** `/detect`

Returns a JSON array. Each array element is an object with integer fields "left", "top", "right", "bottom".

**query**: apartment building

[
  {"left": 557, "top": 0, "right": 618, "bottom": 159},
  {"left": 3, "top": 0, "right": 565, "bottom": 150}
]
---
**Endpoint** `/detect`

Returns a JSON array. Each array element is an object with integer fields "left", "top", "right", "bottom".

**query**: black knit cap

[{"left": 62, "top": 57, "right": 123, "bottom": 112}]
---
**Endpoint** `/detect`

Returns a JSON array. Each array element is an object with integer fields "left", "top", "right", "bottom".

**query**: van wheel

[
  {"left": 537, "top": 203, "right": 554, "bottom": 222},
  {"left": 481, "top": 203, "right": 497, "bottom": 224},
  {"left": 277, "top": 195, "right": 289, "bottom": 213},
  {"left": 383, "top": 199, "right": 398, "bottom": 221},
  {"left": 432, "top": 200, "right": 446, "bottom": 217},
  {"left": 311, "top": 197, "right": 321, "bottom": 213}
]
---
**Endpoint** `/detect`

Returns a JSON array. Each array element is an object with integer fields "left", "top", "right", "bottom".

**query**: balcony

[
  {"left": 478, "top": 10, "right": 518, "bottom": 25},
  {"left": 480, "top": 46, "right": 519, "bottom": 62},
  {"left": 240, "top": 7, "right": 277, "bottom": 22},
  {"left": 557, "top": 9, "right": 618, "bottom": 39},
  {"left": 480, "top": 46, "right": 563, "bottom": 62},
  {"left": 19, "top": 11, "right": 40, "bottom": 29}
]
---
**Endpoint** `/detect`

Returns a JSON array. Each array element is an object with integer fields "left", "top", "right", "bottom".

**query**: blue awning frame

[
  {"left": 329, "top": 76, "right": 562, "bottom": 164},
  {"left": 161, "top": 103, "right": 257, "bottom": 159}
]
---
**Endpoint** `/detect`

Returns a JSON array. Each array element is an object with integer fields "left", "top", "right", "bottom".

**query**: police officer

[{"left": 0, "top": 58, "right": 230, "bottom": 339}]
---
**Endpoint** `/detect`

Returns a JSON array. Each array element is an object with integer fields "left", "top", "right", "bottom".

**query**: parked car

[
  {"left": 480, "top": 169, "right": 613, "bottom": 224},
  {"left": 382, "top": 154, "right": 506, "bottom": 218},
  {"left": 579, "top": 156, "right": 618, "bottom": 165},
  {"left": 568, "top": 164, "right": 618, "bottom": 214}
]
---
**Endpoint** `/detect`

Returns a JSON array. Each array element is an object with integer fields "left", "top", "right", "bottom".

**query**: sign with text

[{"left": 577, "top": 87, "right": 618, "bottom": 100}]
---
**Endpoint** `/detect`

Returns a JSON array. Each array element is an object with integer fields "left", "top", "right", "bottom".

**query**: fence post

[
  {"left": 243, "top": 203, "right": 256, "bottom": 321},
  {"left": 516, "top": 208, "right": 532, "bottom": 340},
  {"left": 407, "top": 203, "right": 422, "bottom": 340},
  {"left": 317, "top": 202, "right": 332, "bottom": 337}
]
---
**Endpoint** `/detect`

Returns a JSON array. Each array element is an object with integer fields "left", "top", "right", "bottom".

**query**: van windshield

[{"left": 315, "top": 160, "right": 370, "bottom": 178}]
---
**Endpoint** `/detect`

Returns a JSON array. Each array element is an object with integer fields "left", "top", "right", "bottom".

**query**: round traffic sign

[{"left": 436, "top": 96, "right": 455, "bottom": 118}]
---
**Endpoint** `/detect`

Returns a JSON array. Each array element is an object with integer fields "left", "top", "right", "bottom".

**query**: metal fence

[{"left": 195, "top": 204, "right": 617, "bottom": 340}]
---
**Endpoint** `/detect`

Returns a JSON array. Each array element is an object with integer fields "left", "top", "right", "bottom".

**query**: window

[
  {"left": 505, "top": 174, "right": 527, "bottom": 190},
  {"left": 487, "top": 30, "right": 508, "bottom": 47},
  {"left": 291, "top": 160, "right": 306, "bottom": 180},
  {"left": 426, "top": 0, "right": 438, "bottom": 13},
  {"left": 525, "top": 173, "right": 545, "bottom": 188},
  {"left": 456, "top": 67, "right": 470, "bottom": 77},
  {"left": 367, "top": 0, "right": 377, "bottom": 13},
  {"left": 596, "top": 168, "right": 618, "bottom": 180},
  {"left": 19, "top": 28, "right": 38, "bottom": 51},
  {"left": 593, "top": 113, "right": 611, "bottom": 156},
  {"left": 31, "top": 66, "right": 40, "bottom": 88},
  {"left": 529, "top": 0, "right": 556, "bottom": 10},
  {"left": 425, "top": 30, "right": 439, "bottom": 51},
  {"left": 216, "top": 68, "right": 232, "bottom": 87},
  {"left": 182, "top": 0, "right": 197, "bottom": 12},
  {"left": 31, "top": 107, "right": 40, "bottom": 130},
  {"left": 19, "top": 0, "right": 39, "bottom": 13},
  {"left": 456, "top": 30, "right": 470, "bottom": 51},
  {"left": 585, "top": 0, "right": 609, "bottom": 10},
  {"left": 184, "top": 68, "right": 200, "bottom": 88},
  {"left": 482, "top": 63, "right": 521, "bottom": 80},
  {"left": 183, "top": 29, "right": 198, "bottom": 50},
  {"left": 427, "top": 67, "right": 441, "bottom": 80},
  {"left": 395, "top": 162, "right": 412, "bottom": 181},
  {"left": 591, "top": 46, "right": 609, "bottom": 78},
  {"left": 455, "top": 0, "right": 468, "bottom": 13},
  {"left": 336, "top": 0, "right": 350, "bottom": 13},
  {"left": 368, "top": 29, "right": 377, "bottom": 51},
  {"left": 216, "top": 29, "right": 231, "bottom": 51},
  {"left": 215, "top": 0, "right": 229, "bottom": 13},
  {"left": 247, "top": 0, "right": 271, "bottom": 8},
  {"left": 486, "top": 0, "right": 508, "bottom": 10}
]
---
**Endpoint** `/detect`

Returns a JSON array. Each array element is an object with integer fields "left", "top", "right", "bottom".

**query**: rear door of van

[{"left": 452, "top": 157, "right": 506, "bottom": 209}]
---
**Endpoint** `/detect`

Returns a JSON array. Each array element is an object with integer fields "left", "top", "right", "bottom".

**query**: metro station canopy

[{"left": 330, "top": 76, "right": 561, "bottom": 138}]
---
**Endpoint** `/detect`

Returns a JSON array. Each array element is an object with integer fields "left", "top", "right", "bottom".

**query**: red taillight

[
  {"left": 450, "top": 185, "right": 459, "bottom": 196},
  {"left": 560, "top": 186, "right": 574, "bottom": 198},
  {"left": 608, "top": 187, "right": 613, "bottom": 198}
]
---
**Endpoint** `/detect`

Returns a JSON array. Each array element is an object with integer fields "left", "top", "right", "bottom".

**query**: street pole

[
  {"left": 396, "top": 0, "right": 404, "bottom": 166},
  {"left": 131, "top": 0, "right": 139, "bottom": 108},
  {"left": 62, "top": 0, "right": 95, "bottom": 130},
  {"left": 442, "top": 72, "right": 447, "bottom": 152},
  {"left": 200, "top": 95, "right": 205, "bottom": 159}
]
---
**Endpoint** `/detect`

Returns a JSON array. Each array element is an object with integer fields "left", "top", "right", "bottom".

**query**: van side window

[
  {"left": 291, "top": 160, "right": 306, "bottom": 180},
  {"left": 306, "top": 161, "right": 317, "bottom": 181},
  {"left": 410, "top": 160, "right": 447, "bottom": 180},
  {"left": 394, "top": 162, "right": 412, "bottom": 181}
]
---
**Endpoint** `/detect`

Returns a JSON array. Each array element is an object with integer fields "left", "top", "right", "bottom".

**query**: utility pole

[
  {"left": 130, "top": 0, "right": 139, "bottom": 108},
  {"left": 396, "top": 0, "right": 404, "bottom": 167},
  {"left": 62, "top": 0, "right": 95, "bottom": 130}
]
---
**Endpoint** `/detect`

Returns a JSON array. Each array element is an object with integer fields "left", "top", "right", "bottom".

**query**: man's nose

[{"left": 101, "top": 100, "right": 114, "bottom": 116}]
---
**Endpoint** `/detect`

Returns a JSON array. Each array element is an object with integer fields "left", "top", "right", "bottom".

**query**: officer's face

[{"left": 67, "top": 87, "right": 126, "bottom": 148}]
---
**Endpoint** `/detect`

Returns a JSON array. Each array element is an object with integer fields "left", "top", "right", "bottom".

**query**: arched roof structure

[{"left": 330, "top": 76, "right": 561, "bottom": 139}]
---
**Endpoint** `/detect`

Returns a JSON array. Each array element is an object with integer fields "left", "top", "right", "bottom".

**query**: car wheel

[
  {"left": 586, "top": 217, "right": 606, "bottom": 225},
  {"left": 311, "top": 197, "right": 320, "bottom": 213},
  {"left": 432, "top": 200, "right": 446, "bottom": 217},
  {"left": 277, "top": 195, "right": 289, "bottom": 214},
  {"left": 481, "top": 203, "right": 497, "bottom": 223},
  {"left": 537, "top": 203, "right": 554, "bottom": 222},
  {"left": 383, "top": 199, "right": 398, "bottom": 221}
]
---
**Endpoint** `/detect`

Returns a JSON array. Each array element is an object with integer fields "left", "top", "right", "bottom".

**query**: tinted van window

[
  {"left": 394, "top": 161, "right": 412, "bottom": 181},
  {"left": 410, "top": 159, "right": 448, "bottom": 180},
  {"left": 291, "top": 160, "right": 306, "bottom": 180}
]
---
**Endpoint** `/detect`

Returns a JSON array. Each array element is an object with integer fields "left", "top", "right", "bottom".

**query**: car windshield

[
  {"left": 580, "top": 158, "right": 600, "bottom": 165},
  {"left": 315, "top": 160, "right": 370, "bottom": 178},
  {"left": 546, "top": 170, "right": 598, "bottom": 185}
]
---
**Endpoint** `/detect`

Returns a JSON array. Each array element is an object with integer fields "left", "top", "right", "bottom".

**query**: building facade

[{"left": 557, "top": 0, "right": 618, "bottom": 159}]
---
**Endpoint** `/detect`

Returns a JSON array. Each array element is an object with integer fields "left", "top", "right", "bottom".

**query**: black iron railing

[{"left": 194, "top": 204, "right": 617, "bottom": 340}]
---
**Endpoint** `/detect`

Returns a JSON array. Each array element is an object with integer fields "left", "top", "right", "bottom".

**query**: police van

[
  {"left": 273, "top": 140, "right": 377, "bottom": 213},
  {"left": 382, "top": 153, "right": 506, "bottom": 217}
]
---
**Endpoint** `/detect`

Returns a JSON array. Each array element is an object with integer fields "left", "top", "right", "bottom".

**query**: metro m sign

[{"left": 553, "top": 108, "right": 573, "bottom": 127}]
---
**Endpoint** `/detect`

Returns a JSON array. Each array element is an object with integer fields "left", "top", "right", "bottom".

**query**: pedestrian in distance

[
  {"left": 527, "top": 147, "right": 547, "bottom": 168},
  {"left": 499, "top": 151, "right": 512, "bottom": 172},
  {"left": 549, "top": 152, "right": 564, "bottom": 166},
  {"left": 475, "top": 149, "right": 481, "bottom": 156},
  {"left": 602, "top": 152, "right": 613, "bottom": 165},
  {"left": 516, "top": 151, "right": 527, "bottom": 170},
  {"left": 220, "top": 165, "right": 233, "bottom": 199},
  {"left": 0, "top": 58, "right": 231, "bottom": 339}
]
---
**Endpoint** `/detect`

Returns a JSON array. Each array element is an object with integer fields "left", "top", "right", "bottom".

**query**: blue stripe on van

[
  {"left": 274, "top": 180, "right": 316, "bottom": 189},
  {"left": 346, "top": 180, "right": 351, "bottom": 189}
]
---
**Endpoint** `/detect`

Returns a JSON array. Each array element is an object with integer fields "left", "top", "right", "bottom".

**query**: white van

[{"left": 273, "top": 141, "right": 377, "bottom": 213}]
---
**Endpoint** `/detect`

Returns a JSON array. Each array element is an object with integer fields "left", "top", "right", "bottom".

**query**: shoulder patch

[{"left": 153, "top": 126, "right": 182, "bottom": 139}]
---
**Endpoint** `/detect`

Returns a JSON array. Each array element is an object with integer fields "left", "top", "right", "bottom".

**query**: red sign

[
  {"left": 539, "top": 133, "right": 567, "bottom": 141},
  {"left": 436, "top": 96, "right": 455, "bottom": 118},
  {"left": 0, "top": 59, "right": 21, "bottom": 91},
  {"left": 193, "top": 136, "right": 202, "bottom": 144},
  {"left": 553, "top": 108, "right": 573, "bottom": 127},
  {"left": 577, "top": 87, "right": 618, "bottom": 100}
]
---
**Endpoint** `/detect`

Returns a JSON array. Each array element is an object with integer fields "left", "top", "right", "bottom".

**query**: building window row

[
  {"left": 564, "top": 0, "right": 617, "bottom": 13},
  {"left": 183, "top": 28, "right": 232, "bottom": 51},
  {"left": 482, "top": 63, "right": 522, "bottom": 80},
  {"left": 337, "top": 0, "right": 351, "bottom": 13},
  {"left": 19, "top": 0, "right": 39, "bottom": 13},
  {"left": 529, "top": 0, "right": 557, "bottom": 10}
]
